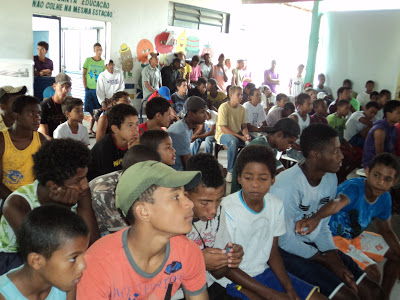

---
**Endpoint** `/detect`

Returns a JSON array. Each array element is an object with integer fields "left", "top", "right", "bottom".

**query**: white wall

[{"left": 317, "top": 9, "right": 400, "bottom": 97}]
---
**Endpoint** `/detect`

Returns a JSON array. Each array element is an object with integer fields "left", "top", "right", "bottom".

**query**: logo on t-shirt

[{"left": 164, "top": 261, "right": 182, "bottom": 275}]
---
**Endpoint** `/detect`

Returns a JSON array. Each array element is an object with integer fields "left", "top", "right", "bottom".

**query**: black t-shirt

[
  {"left": 161, "top": 65, "right": 181, "bottom": 94},
  {"left": 188, "top": 88, "right": 207, "bottom": 101},
  {"left": 40, "top": 97, "right": 67, "bottom": 137},
  {"left": 87, "top": 133, "right": 127, "bottom": 181}
]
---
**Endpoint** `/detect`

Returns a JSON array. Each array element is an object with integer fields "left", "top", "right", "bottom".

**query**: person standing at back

[
  {"left": 33, "top": 41, "right": 53, "bottom": 77},
  {"left": 83, "top": 43, "right": 105, "bottom": 136}
]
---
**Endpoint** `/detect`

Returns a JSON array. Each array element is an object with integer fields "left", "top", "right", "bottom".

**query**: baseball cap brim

[{"left": 116, "top": 161, "right": 201, "bottom": 216}]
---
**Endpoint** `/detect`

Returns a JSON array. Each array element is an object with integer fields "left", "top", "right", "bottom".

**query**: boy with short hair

[
  {"left": 0, "top": 138, "right": 100, "bottom": 275},
  {"left": 207, "top": 78, "right": 226, "bottom": 110},
  {"left": 0, "top": 96, "right": 46, "bottom": 201},
  {"left": 270, "top": 124, "right": 383, "bottom": 299},
  {"left": 0, "top": 204, "right": 89, "bottom": 299},
  {"left": 344, "top": 101, "right": 380, "bottom": 149},
  {"left": 188, "top": 77, "right": 208, "bottom": 102},
  {"left": 375, "top": 90, "right": 392, "bottom": 120},
  {"left": 220, "top": 145, "right": 322, "bottom": 300},
  {"left": 140, "top": 130, "right": 176, "bottom": 166},
  {"left": 170, "top": 78, "right": 188, "bottom": 116},
  {"left": 78, "top": 160, "right": 208, "bottom": 299},
  {"left": 0, "top": 86, "right": 27, "bottom": 131},
  {"left": 139, "top": 97, "right": 171, "bottom": 135},
  {"left": 167, "top": 96, "right": 207, "bottom": 170},
  {"left": 288, "top": 93, "right": 313, "bottom": 162},
  {"left": 53, "top": 98, "right": 89, "bottom": 145},
  {"left": 266, "top": 101, "right": 295, "bottom": 127},
  {"left": 83, "top": 43, "right": 105, "bottom": 135},
  {"left": 363, "top": 100, "right": 400, "bottom": 168},
  {"left": 243, "top": 88, "right": 267, "bottom": 133},
  {"left": 327, "top": 100, "right": 351, "bottom": 142},
  {"left": 90, "top": 144, "right": 161, "bottom": 236},
  {"left": 96, "top": 59, "right": 125, "bottom": 107},
  {"left": 310, "top": 98, "right": 328, "bottom": 124},
  {"left": 315, "top": 73, "right": 333, "bottom": 100},
  {"left": 297, "top": 153, "right": 400, "bottom": 300},
  {"left": 87, "top": 104, "right": 139, "bottom": 181},
  {"left": 268, "top": 93, "right": 288, "bottom": 113}
]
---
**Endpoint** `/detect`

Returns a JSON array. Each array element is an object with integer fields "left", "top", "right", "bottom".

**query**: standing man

[
  {"left": 33, "top": 41, "right": 53, "bottom": 77},
  {"left": 96, "top": 59, "right": 125, "bottom": 108},
  {"left": 83, "top": 42, "right": 105, "bottom": 136},
  {"left": 315, "top": 73, "right": 333, "bottom": 101},
  {"left": 289, "top": 64, "right": 305, "bottom": 98},
  {"left": 264, "top": 60, "right": 280, "bottom": 94},
  {"left": 142, "top": 52, "right": 162, "bottom": 100},
  {"left": 213, "top": 54, "right": 229, "bottom": 92},
  {"left": 38, "top": 73, "right": 70, "bottom": 139}
]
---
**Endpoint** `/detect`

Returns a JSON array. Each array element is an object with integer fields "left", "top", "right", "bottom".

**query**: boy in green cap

[{"left": 78, "top": 161, "right": 209, "bottom": 300}]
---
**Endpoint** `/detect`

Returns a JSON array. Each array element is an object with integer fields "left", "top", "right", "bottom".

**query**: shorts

[
  {"left": 333, "top": 231, "right": 389, "bottom": 270},
  {"left": 84, "top": 88, "right": 101, "bottom": 112},
  {"left": 226, "top": 268, "right": 318, "bottom": 300},
  {"left": 279, "top": 248, "right": 366, "bottom": 299}
]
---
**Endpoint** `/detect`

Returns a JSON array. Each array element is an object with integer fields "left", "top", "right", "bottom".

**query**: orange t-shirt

[{"left": 77, "top": 228, "right": 206, "bottom": 300}]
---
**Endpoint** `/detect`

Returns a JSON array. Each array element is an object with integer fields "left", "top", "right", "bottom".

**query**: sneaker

[{"left": 226, "top": 172, "right": 232, "bottom": 183}]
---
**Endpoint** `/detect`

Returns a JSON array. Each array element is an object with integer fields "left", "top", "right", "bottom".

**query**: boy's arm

[
  {"left": 184, "top": 289, "right": 208, "bottom": 300},
  {"left": 76, "top": 188, "right": 101, "bottom": 245},
  {"left": 240, "top": 123, "right": 251, "bottom": 141},
  {"left": 195, "top": 124, "right": 215, "bottom": 139},
  {"left": 296, "top": 194, "right": 350, "bottom": 235},
  {"left": 268, "top": 237, "right": 299, "bottom": 299},
  {"left": 373, "top": 128, "right": 385, "bottom": 154},
  {"left": 358, "top": 116, "right": 373, "bottom": 128},
  {"left": 376, "top": 218, "right": 400, "bottom": 258},
  {"left": 2, "top": 195, "right": 31, "bottom": 235},
  {"left": 0, "top": 133, "right": 12, "bottom": 200},
  {"left": 38, "top": 124, "right": 51, "bottom": 140},
  {"left": 82, "top": 68, "right": 88, "bottom": 89}
]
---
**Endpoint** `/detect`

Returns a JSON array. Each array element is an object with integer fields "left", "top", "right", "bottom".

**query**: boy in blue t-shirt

[
  {"left": 0, "top": 204, "right": 89, "bottom": 300},
  {"left": 296, "top": 153, "right": 400, "bottom": 300}
]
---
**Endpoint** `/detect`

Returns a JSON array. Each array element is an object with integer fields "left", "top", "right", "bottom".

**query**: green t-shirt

[
  {"left": 327, "top": 112, "right": 346, "bottom": 142},
  {"left": 231, "top": 136, "right": 282, "bottom": 193},
  {"left": 83, "top": 57, "right": 105, "bottom": 89},
  {"left": 350, "top": 98, "right": 360, "bottom": 111}
]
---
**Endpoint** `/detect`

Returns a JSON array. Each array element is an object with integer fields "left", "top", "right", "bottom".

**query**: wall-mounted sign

[{"left": 32, "top": 0, "right": 113, "bottom": 19}]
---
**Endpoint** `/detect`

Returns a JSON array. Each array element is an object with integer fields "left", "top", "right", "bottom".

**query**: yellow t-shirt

[
  {"left": 215, "top": 102, "right": 246, "bottom": 143},
  {"left": 2, "top": 130, "right": 42, "bottom": 192},
  {"left": 0, "top": 115, "right": 7, "bottom": 131},
  {"left": 207, "top": 91, "right": 227, "bottom": 109},
  {"left": 182, "top": 64, "right": 192, "bottom": 79}
]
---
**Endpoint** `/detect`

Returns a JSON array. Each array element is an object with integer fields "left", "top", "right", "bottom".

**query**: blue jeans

[
  {"left": 220, "top": 134, "right": 245, "bottom": 172},
  {"left": 191, "top": 135, "right": 216, "bottom": 155}
]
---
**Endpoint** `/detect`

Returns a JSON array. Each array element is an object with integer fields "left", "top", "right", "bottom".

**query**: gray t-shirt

[
  {"left": 167, "top": 120, "right": 192, "bottom": 170},
  {"left": 141, "top": 65, "right": 162, "bottom": 99}
]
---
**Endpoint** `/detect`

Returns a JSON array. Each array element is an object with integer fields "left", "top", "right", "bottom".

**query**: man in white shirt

[
  {"left": 96, "top": 60, "right": 125, "bottom": 107},
  {"left": 288, "top": 64, "right": 305, "bottom": 98},
  {"left": 356, "top": 80, "right": 375, "bottom": 109}
]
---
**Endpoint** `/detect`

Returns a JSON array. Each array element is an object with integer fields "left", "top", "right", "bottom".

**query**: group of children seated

[{"left": 0, "top": 61, "right": 400, "bottom": 300}]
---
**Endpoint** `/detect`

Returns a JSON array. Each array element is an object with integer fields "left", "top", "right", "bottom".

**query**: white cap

[{"left": 317, "top": 92, "right": 327, "bottom": 99}]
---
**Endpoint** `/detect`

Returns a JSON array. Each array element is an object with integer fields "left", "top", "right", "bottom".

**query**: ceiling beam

[{"left": 242, "top": 0, "right": 317, "bottom": 4}]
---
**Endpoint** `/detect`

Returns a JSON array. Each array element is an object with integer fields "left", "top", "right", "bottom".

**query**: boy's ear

[
  {"left": 110, "top": 124, "right": 118, "bottom": 134},
  {"left": 134, "top": 202, "right": 150, "bottom": 222},
  {"left": 27, "top": 252, "right": 47, "bottom": 270},
  {"left": 365, "top": 167, "right": 370, "bottom": 177},
  {"left": 65, "top": 111, "right": 70, "bottom": 118},
  {"left": 45, "top": 180, "right": 59, "bottom": 190},
  {"left": 309, "top": 149, "right": 319, "bottom": 160}
]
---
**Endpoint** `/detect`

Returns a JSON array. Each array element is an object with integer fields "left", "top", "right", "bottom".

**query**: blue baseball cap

[{"left": 158, "top": 86, "right": 171, "bottom": 100}]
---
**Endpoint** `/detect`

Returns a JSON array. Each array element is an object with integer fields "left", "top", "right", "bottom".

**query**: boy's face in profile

[
  {"left": 337, "top": 104, "right": 351, "bottom": 117},
  {"left": 177, "top": 82, "right": 188, "bottom": 95},
  {"left": 277, "top": 97, "right": 288, "bottom": 108},
  {"left": 386, "top": 107, "right": 400, "bottom": 124},
  {"left": 114, "top": 115, "right": 139, "bottom": 144},
  {"left": 67, "top": 105, "right": 84, "bottom": 123},
  {"left": 146, "top": 186, "right": 194, "bottom": 235},
  {"left": 274, "top": 133, "right": 297, "bottom": 152},
  {"left": 17, "top": 103, "right": 41, "bottom": 131},
  {"left": 315, "top": 137, "right": 343, "bottom": 173},
  {"left": 364, "top": 107, "right": 378, "bottom": 120},
  {"left": 365, "top": 163, "right": 397, "bottom": 199},
  {"left": 186, "top": 184, "right": 225, "bottom": 222},
  {"left": 237, "top": 162, "right": 275, "bottom": 203},
  {"left": 40, "top": 235, "right": 89, "bottom": 292},
  {"left": 157, "top": 136, "right": 176, "bottom": 166}
]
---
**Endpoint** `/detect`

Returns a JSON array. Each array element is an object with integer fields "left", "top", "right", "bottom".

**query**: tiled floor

[{"left": 84, "top": 117, "right": 400, "bottom": 299}]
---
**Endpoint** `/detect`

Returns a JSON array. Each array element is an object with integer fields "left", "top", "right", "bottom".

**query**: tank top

[
  {"left": 0, "top": 181, "right": 41, "bottom": 253},
  {"left": 291, "top": 111, "right": 310, "bottom": 144},
  {"left": 0, "top": 266, "right": 66, "bottom": 299},
  {"left": 2, "top": 130, "right": 41, "bottom": 192}
]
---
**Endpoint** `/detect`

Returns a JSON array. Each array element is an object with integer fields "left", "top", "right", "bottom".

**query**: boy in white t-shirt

[
  {"left": 218, "top": 145, "right": 322, "bottom": 300},
  {"left": 53, "top": 98, "right": 89, "bottom": 145},
  {"left": 243, "top": 88, "right": 267, "bottom": 134}
]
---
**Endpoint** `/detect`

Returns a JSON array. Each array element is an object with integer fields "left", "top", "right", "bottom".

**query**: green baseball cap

[{"left": 116, "top": 161, "right": 202, "bottom": 216}]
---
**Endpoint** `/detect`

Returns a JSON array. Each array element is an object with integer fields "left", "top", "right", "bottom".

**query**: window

[{"left": 168, "top": 2, "right": 230, "bottom": 33}]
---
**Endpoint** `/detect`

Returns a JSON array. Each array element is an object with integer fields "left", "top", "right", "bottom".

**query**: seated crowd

[{"left": 0, "top": 46, "right": 400, "bottom": 300}]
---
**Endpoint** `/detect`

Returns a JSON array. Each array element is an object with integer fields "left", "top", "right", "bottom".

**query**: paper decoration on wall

[
  {"left": 166, "top": 31, "right": 176, "bottom": 46},
  {"left": 175, "top": 30, "right": 187, "bottom": 54},
  {"left": 185, "top": 36, "right": 200, "bottom": 59},
  {"left": 136, "top": 39, "right": 154, "bottom": 67},
  {"left": 119, "top": 43, "right": 134, "bottom": 78},
  {"left": 201, "top": 44, "right": 214, "bottom": 59},
  {"left": 155, "top": 31, "right": 174, "bottom": 66}
]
